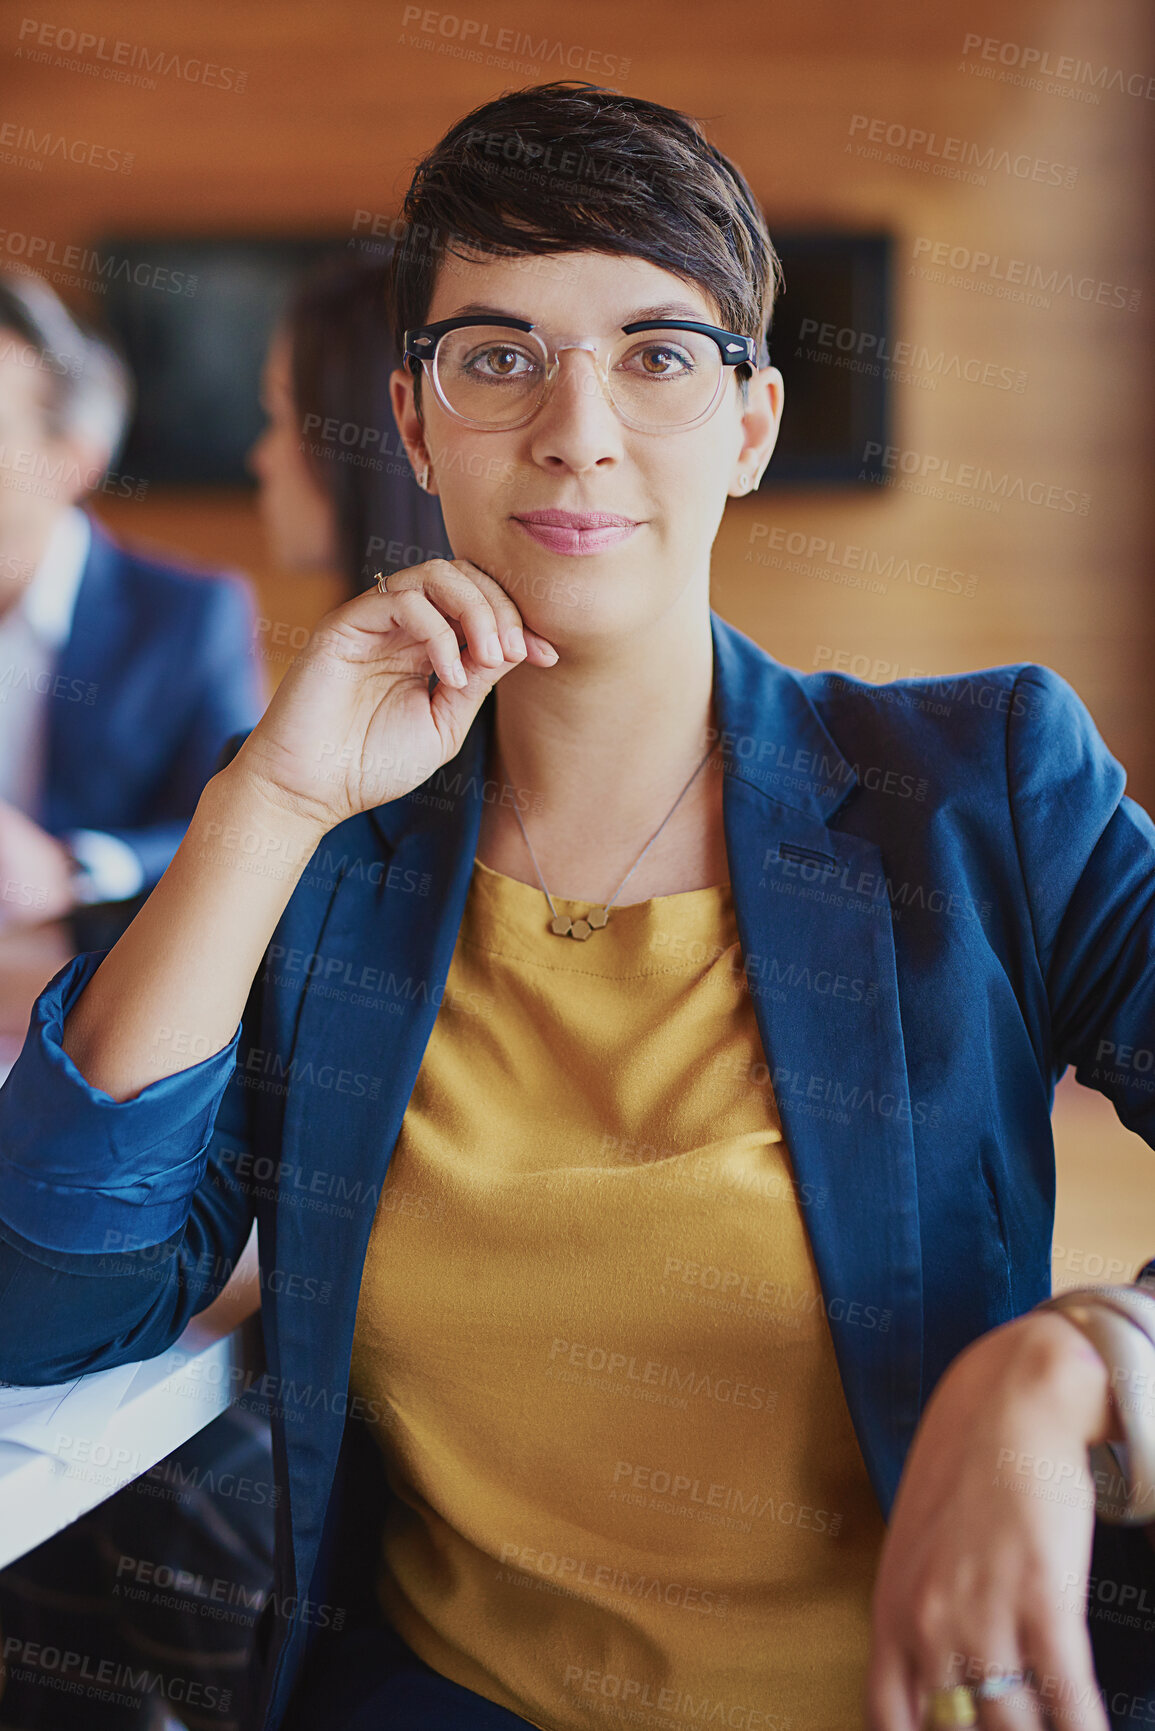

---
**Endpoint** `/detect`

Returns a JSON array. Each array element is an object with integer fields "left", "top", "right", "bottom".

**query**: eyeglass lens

[{"left": 430, "top": 325, "right": 725, "bottom": 430}]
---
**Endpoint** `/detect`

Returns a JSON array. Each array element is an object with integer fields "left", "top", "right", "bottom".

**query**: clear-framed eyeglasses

[{"left": 402, "top": 316, "right": 758, "bottom": 435}]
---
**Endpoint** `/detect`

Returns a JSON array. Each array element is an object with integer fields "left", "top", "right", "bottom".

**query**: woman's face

[
  {"left": 248, "top": 325, "right": 337, "bottom": 571},
  {"left": 389, "top": 248, "right": 783, "bottom": 649}
]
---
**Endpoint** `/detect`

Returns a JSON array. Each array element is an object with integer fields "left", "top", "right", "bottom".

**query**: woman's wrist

[
  {"left": 1027, "top": 1285, "right": 1155, "bottom": 1524},
  {"left": 211, "top": 760, "right": 334, "bottom": 854},
  {"left": 948, "top": 1310, "right": 1114, "bottom": 1452},
  {"left": 1010, "top": 1308, "right": 1116, "bottom": 1447}
]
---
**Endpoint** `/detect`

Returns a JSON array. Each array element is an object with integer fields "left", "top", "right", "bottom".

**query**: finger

[
  {"left": 387, "top": 559, "right": 513, "bottom": 670},
  {"left": 429, "top": 558, "right": 560, "bottom": 662},
  {"left": 360, "top": 562, "right": 556, "bottom": 675},
  {"left": 400, "top": 557, "right": 557, "bottom": 669},
  {"left": 974, "top": 1667, "right": 1049, "bottom": 1731},
  {"left": 916, "top": 1647, "right": 1049, "bottom": 1731},
  {"left": 367, "top": 587, "right": 471, "bottom": 688},
  {"left": 426, "top": 614, "right": 525, "bottom": 729},
  {"left": 341, "top": 563, "right": 497, "bottom": 676},
  {"left": 866, "top": 1645, "right": 923, "bottom": 1731},
  {"left": 1015, "top": 1622, "right": 1110, "bottom": 1731},
  {"left": 911, "top": 1633, "right": 1043, "bottom": 1731},
  {"left": 441, "top": 558, "right": 554, "bottom": 662}
]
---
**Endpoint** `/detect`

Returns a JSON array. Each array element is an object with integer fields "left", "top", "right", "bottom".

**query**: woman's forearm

[{"left": 60, "top": 768, "right": 330, "bottom": 1104}]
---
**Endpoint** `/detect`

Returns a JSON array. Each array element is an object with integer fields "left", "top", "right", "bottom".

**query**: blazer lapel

[
  {"left": 271, "top": 609, "right": 922, "bottom": 1603},
  {"left": 711, "top": 616, "right": 923, "bottom": 1516}
]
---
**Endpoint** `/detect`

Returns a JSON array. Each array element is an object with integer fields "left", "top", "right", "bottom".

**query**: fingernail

[
  {"left": 540, "top": 644, "right": 559, "bottom": 664},
  {"left": 452, "top": 658, "right": 467, "bottom": 685},
  {"left": 506, "top": 627, "right": 527, "bottom": 659},
  {"left": 484, "top": 633, "right": 504, "bottom": 663}
]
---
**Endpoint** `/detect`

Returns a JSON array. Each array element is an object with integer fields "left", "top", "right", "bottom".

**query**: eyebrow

[{"left": 443, "top": 299, "right": 712, "bottom": 326}]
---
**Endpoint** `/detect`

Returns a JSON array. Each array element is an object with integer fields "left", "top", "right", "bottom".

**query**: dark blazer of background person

[
  {"left": 0, "top": 614, "right": 1153, "bottom": 1727},
  {"left": 43, "top": 512, "right": 263, "bottom": 923}
]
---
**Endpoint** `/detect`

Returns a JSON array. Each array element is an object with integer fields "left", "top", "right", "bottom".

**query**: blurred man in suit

[{"left": 0, "top": 269, "right": 263, "bottom": 955}]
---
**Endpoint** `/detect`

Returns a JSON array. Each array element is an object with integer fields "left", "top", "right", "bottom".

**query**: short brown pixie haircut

[{"left": 384, "top": 80, "right": 782, "bottom": 415}]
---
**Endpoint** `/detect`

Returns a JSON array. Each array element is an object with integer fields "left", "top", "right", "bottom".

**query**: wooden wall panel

[{"left": 3, "top": 0, "right": 1151, "bottom": 799}]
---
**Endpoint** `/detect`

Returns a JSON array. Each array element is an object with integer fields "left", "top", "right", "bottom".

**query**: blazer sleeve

[
  {"left": 0, "top": 948, "right": 259, "bottom": 1385},
  {"left": 79, "top": 575, "right": 266, "bottom": 893},
  {"left": 1007, "top": 661, "right": 1155, "bottom": 1150}
]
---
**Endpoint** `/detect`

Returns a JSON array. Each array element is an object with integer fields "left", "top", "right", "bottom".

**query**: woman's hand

[
  {"left": 867, "top": 1311, "right": 1119, "bottom": 1731},
  {"left": 227, "top": 558, "right": 559, "bottom": 832}
]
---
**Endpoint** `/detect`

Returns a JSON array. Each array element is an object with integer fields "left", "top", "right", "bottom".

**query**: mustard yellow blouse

[{"left": 349, "top": 855, "right": 888, "bottom": 1730}]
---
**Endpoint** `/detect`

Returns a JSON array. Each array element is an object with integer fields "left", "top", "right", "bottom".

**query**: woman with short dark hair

[{"left": 0, "top": 80, "right": 1153, "bottom": 1731}]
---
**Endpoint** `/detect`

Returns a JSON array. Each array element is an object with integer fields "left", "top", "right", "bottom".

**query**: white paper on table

[{"left": 0, "top": 1362, "right": 141, "bottom": 1455}]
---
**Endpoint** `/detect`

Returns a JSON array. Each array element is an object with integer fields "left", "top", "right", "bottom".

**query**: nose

[{"left": 527, "top": 346, "right": 624, "bottom": 473}]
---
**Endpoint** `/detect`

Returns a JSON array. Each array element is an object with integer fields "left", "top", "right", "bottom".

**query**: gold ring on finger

[{"left": 925, "top": 1686, "right": 977, "bottom": 1728}]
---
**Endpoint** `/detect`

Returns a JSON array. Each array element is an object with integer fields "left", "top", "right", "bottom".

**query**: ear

[
  {"left": 728, "top": 365, "right": 785, "bottom": 496},
  {"left": 56, "top": 432, "right": 115, "bottom": 506},
  {"left": 389, "top": 365, "right": 435, "bottom": 492}
]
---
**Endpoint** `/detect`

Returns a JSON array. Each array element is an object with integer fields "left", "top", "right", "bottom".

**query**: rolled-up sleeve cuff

[{"left": 0, "top": 949, "right": 242, "bottom": 1254}]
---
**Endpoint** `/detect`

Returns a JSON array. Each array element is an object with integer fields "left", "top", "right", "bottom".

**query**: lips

[
  {"left": 514, "top": 510, "right": 639, "bottom": 529},
  {"left": 511, "top": 507, "right": 643, "bottom": 557}
]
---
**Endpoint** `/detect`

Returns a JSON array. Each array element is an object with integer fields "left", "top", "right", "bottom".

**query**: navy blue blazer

[
  {"left": 0, "top": 610, "right": 1153, "bottom": 1728},
  {"left": 40, "top": 513, "right": 265, "bottom": 891}
]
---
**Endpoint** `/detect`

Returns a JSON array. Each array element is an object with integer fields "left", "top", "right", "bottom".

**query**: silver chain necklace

[{"left": 494, "top": 740, "right": 718, "bottom": 939}]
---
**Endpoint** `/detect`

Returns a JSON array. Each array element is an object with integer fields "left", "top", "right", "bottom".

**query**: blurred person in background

[
  {"left": 248, "top": 249, "right": 449, "bottom": 601},
  {"left": 0, "top": 270, "right": 264, "bottom": 1068}
]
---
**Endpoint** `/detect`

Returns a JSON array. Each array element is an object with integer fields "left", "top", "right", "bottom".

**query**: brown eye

[
  {"left": 627, "top": 343, "right": 694, "bottom": 378},
  {"left": 642, "top": 348, "right": 676, "bottom": 374},
  {"left": 460, "top": 344, "right": 536, "bottom": 382}
]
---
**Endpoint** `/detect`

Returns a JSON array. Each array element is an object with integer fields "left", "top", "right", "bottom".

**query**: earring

[
  {"left": 420, "top": 464, "right": 430, "bottom": 491},
  {"left": 738, "top": 473, "right": 750, "bottom": 492}
]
